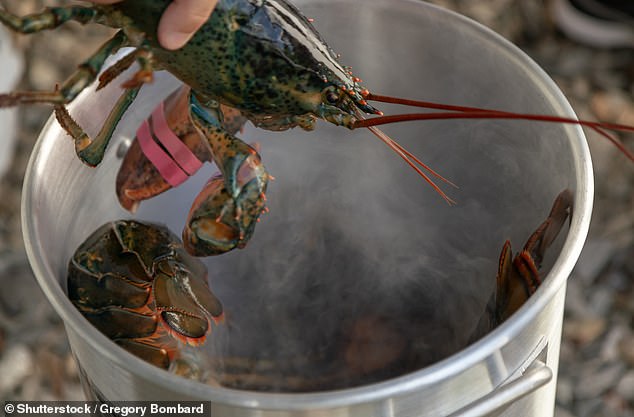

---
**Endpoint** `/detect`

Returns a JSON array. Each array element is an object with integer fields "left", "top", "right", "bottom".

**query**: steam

[
  {"left": 131, "top": 107, "right": 574, "bottom": 392},
  {"left": 182, "top": 123, "right": 504, "bottom": 391}
]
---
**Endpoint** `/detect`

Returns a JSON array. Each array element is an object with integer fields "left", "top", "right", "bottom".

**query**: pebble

[
  {"left": 576, "top": 363, "right": 626, "bottom": 400},
  {"left": 19, "top": 374, "right": 44, "bottom": 401},
  {"left": 65, "top": 354, "right": 79, "bottom": 380},
  {"left": 591, "top": 90, "right": 634, "bottom": 126},
  {"left": 557, "top": 376, "right": 574, "bottom": 407},
  {"left": 36, "top": 349, "right": 67, "bottom": 398},
  {"left": 593, "top": 69, "right": 631, "bottom": 91},
  {"left": 575, "top": 397, "right": 604, "bottom": 417},
  {"left": 0, "top": 27, "right": 23, "bottom": 179},
  {"left": 556, "top": 48, "right": 594, "bottom": 77},
  {"left": 565, "top": 279, "right": 591, "bottom": 318},
  {"left": 614, "top": 291, "right": 634, "bottom": 317},
  {"left": 574, "top": 239, "right": 616, "bottom": 285},
  {"left": 619, "top": 336, "right": 634, "bottom": 367},
  {"left": 602, "top": 391, "right": 631, "bottom": 416},
  {"left": 563, "top": 318, "right": 606, "bottom": 346},
  {"left": 27, "top": 55, "right": 63, "bottom": 91},
  {"left": 606, "top": 269, "right": 630, "bottom": 292},
  {"left": 604, "top": 218, "right": 634, "bottom": 250},
  {"left": 588, "top": 286, "right": 615, "bottom": 317},
  {"left": 0, "top": 344, "right": 34, "bottom": 395},
  {"left": 555, "top": 406, "right": 576, "bottom": 417},
  {"left": 569, "top": 77, "right": 592, "bottom": 98},
  {"left": 600, "top": 325, "right": 628, "bottom": 362},
  {"left": 63, "top": 383, "right": 85, "bottom": 401},
  {"left": 616, "top": 371, "right": 634, "bottom": 402}
]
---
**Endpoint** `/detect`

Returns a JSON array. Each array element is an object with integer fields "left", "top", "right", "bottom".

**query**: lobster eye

[{"left": 325, "top": 90, "right": 340, "bottom": 104}]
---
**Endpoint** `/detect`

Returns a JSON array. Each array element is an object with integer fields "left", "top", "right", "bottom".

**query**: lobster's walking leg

[
  {"left": 0, "top": 6, "right": 97, "bottom": 33},
  {"left": 96, "top": 47, "right": 156, "bottom": 90},
  {"left": 0, "top": 30, "right": 126, "bottom": 108},
  {"left": 55, "top": 83, "right": 141, "bottom": 166},
  {"left": 182, "top": 93, "right": 269, "bottom": 256}
]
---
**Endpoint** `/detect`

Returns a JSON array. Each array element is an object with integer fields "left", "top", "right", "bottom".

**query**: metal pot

[{"left": 22, "top": 0, "right": 593, "bottom": 415}]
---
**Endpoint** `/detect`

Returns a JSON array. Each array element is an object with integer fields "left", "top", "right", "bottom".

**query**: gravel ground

[{"left": 0, "top": 1, "right": 632, "bottom": 415}]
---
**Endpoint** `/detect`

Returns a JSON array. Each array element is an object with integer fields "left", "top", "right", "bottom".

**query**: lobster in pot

[
  {"left": 67, "top": 220, "right": 223, "bottom": 372},
  {"left": 470, "top": 189, "right": 573, "bottom": 340},
  {"left": 1, "top": 0, "right": 632, "bottom": 258}
]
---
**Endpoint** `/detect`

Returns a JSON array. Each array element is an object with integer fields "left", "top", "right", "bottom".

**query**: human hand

[{"left": 90, "top": 0, "right": 218, "bottom": 50}]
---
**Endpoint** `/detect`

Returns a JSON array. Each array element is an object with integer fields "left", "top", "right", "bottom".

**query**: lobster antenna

[
  {"left": 355, "top": 110, "right": 457, "bottom": 205},
  {"left": 359, "top": 94, "right": 634, "bottom": 162}
]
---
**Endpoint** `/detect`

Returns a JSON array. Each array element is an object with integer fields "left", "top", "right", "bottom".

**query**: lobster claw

[
  {"left": 182, "top": 170, "right": 268, "bottom": 256},
  {"left": 116, "top": 87, "right": 213, "bottom": 212},
  {"left": 68, "top": 220, "right": 224, "bottom": 370},
  {"left": 495, "top": 190, "right": 572, "bottom": 322},
  {"left": 471, "top": 189, "right": 573, "bottom": 340},
  {"left": 153, "top": 259, "right": 224, "bottom": 345}
]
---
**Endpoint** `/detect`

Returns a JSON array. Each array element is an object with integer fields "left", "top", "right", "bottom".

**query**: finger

[{"left": 158, "top": 0, "right": 218, "bottom": 50}]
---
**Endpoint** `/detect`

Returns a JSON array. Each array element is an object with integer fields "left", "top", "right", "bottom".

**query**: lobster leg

[
  {"left": 0, "top": 29, "right": 132, "bottom": 166},
  {"left": 0, "top": 30, "right": 126, "bottom": 109},
  {"left": 55, "top": 83, "right": 140, "bottom": 166},
  {"left": 183, "top": 93, "right": 269, "bottom": 256},
  {"left": 0, "top": 5, "right": 97, "bottom": 33},
  {"left": 95, "top": 47, "right": 156, "bottom": 91}
]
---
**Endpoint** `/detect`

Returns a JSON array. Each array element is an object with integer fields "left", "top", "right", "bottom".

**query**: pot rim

[{"left": 21, "top": 0, "right": 593, "bottom": 410}]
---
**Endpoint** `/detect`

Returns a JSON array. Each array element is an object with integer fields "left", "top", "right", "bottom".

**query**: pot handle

[{"left": 447, "top": 360, "right": 553, "bottom": 417}]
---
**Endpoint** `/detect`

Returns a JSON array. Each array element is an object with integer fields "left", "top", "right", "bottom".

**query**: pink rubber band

[
  {"left": 136, "top": 120, "right": 189, "bottom": 187},
  {"left": 151, "top": 102, "right": 203, "bottom": 175}
]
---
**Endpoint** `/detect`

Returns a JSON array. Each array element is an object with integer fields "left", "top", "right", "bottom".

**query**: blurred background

[{"left": 0, "top": 1, "right": 632, "bottom": 416}]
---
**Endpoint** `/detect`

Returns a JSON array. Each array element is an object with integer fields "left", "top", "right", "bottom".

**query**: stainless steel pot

[{"left": 22, "top": 0, "right": 593, "bottom": 415}]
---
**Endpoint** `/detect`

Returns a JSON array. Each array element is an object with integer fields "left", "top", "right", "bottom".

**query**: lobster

[
  {"left": 1, "top": 0, "right": 632, "bottom": 259},
  {"left": 67, "top": 220, "right": 223, "bottom": 372},
  {"left": 471, "top": 189, "right": 573, "bottom": 341}
]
